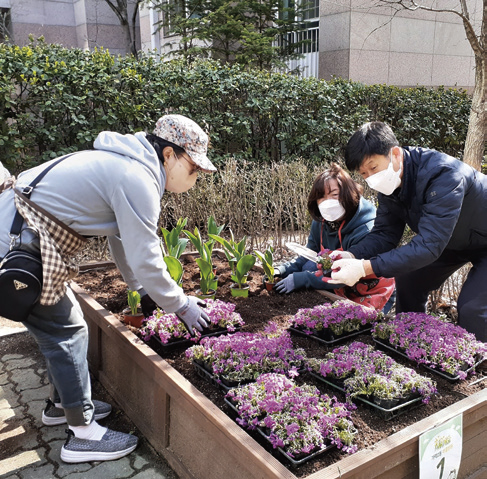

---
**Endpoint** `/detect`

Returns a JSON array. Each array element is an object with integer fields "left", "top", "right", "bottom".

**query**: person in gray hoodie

[{"left": 0, "top": 114, "right": 216, "bottom": 463}]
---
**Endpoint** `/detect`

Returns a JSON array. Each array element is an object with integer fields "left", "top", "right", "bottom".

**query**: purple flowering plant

[
  {"left": 317, "top": 249, "right": 333, "bottom": 270},
  {"left": 290, "top": 300, "right": 381, "bottom": 336},
  {"left": 308, "top": 342, "right": 437, "bottom": 404},
  {"left": 186, "top": 324, "right": 307, "bottom": 383},
  {"left": 140, "top": 298, "right": 244, "bottom": 344},
  {"left": 226, "top": 373, "right": 357, "bottom": 457},
  {"left": 372, "top": 313, "right": 487, "bottom": 380}
]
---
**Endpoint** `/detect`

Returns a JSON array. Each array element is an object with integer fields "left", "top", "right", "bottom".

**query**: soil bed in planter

[{"left": 74, "top": 256, "right": 486, "bottom": 478}]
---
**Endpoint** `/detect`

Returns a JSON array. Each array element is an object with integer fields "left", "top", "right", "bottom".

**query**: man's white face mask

[
  {"left": 365, "top": 150, "right": 402, "bottom": 195},
  {"left": 318, "top": 199, "right": 346, "bottom": 222}
]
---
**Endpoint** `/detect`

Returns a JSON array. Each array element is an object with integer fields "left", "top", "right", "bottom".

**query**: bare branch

[{"left": 376, "top": 0, "right": 482, "bottom": 59}]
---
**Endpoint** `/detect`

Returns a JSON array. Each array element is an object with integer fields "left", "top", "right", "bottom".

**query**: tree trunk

[
  {"left": 463, "top": 54, "right": 486, "bottom": 170},
  {"left": 463, "top": 8, "right": 487, "bottom": 170}
]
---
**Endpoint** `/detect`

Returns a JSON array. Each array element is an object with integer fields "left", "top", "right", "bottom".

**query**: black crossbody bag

[{"left": 0, "top": 155, "right": 74, "bottom": 322}]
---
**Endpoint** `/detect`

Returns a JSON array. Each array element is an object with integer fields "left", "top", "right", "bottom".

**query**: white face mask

[
  {"left": 164, "top": 154, "right": 197, "bottom": 193},
  {"left": 318, "top": 199, "right": 346, "bottom": 222},
  {"left": 365, "top": 150, "right": 402, "bottom": 195}
]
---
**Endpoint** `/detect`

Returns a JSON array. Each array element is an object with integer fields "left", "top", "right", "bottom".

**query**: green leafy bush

[{"left": 0, "top": 39, "right": 471, "bottom": 174}]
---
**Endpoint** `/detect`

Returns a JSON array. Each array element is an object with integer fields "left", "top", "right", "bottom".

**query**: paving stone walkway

[{"left": 0, "top": 328, "right": 178, "bottom": 479}]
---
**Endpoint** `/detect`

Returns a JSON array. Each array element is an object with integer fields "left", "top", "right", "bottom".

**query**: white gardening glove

[
  {"left": 176, "top": 296, "right": 210, "bottom": 336},
  {"left": 327, "top": 258, "right": 365, "bottom": 286},
  {"left": 329, "top": 250, "right": 355, "bottom": 261}
]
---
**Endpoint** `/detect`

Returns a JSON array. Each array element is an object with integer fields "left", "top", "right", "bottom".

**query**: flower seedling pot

[
  {"left": 195, "top": 289, "right": 216, "bottom": 300},
  {"left": 263, "top": 275, "right": 276, "bottom": 292},
  {"left": 230, "top": 284, "right": 250, "bottom": 298},
  {"left": 122, "top": 307, "right": 145, "bottom": 328}
]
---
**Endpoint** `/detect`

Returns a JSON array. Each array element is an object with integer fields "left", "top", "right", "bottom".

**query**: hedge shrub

[{"left": 0, "top": 39, "right": 471, "bottom": 174}]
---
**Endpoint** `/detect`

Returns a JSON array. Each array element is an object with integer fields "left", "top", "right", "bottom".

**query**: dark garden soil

[{"left": 74, "top": 254, "right": 486, "bottom": 477}]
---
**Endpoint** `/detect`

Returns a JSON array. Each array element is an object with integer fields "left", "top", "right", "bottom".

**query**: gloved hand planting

[
  {"left": 275, "top": 275, "right": 295, "bottom": 294},
  {"left": 327, "top": 258, "right": 365, "bottom": 286},
  {"left": 329, "top": 250, "right": 355, "bottom": 261},
  {"left": 140, "top": 294, "right": 158, "bottom": 318},
  {"left": 176, "top": 296, "right": 209, "bottom": 336}
]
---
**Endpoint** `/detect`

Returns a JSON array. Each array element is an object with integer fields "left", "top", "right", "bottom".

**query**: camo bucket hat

[{"left": 153, "top": 114, "right": 216, "bottom": 172}]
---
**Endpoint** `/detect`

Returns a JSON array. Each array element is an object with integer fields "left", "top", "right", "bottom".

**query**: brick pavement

[{"left": 0, "top": 326, "right": 178, "bottom": 479}]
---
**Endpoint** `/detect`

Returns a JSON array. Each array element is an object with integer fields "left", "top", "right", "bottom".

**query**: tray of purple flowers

[
  {"left": 192, "top": 359, "right": 254, "bottom": 392},
  {"left": 289, "top": 324, "right": 372, "bottom": 345},
  {"left": 225, "top": 373, "right": 357, "bottom": 467},
  {"left": 308, "top": 342, "right": 437, "bottom": 421},
  {"left": 373, "top": 338, "right": 485, "bottom": 382},
  {"left": 288, "top": 300, "right": 381, "bottom": 346},
  {"left": 372, "top": 312, "right": 487, "bottom": 382},
  {"left": 187, "top": 324, "right": 308, "bottom": 391},
  {"left": 140, "top": 298, "right": 245, "bottom": 351},
  {"left": 225, "top": 397, "right": 335, "bottom": 467}
]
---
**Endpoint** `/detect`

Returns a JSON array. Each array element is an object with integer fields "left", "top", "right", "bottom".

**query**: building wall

[
  {"left": 7, "top": 0, "right": 139, "bottom": 55},
  {"left": 319, "top": 0, "right": 478, "bottom": 89}
]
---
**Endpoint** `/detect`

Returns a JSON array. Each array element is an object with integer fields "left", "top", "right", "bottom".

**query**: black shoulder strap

[{"left": 10, "top": 153, "right": 77, "bottom": 237}]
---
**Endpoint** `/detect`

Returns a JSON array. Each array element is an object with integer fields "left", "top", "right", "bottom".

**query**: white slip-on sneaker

[
  {"left": 42, "top": 399, "right": 112, "bottom": 426},
  {"left": 60, "top": 428, "right": 138, "bottom": 463}
]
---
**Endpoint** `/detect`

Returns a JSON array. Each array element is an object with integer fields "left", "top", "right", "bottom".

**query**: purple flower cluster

[
  {"left": 140, "top": 298, "right": 244, "bottom": 344},
  {"left": 309, "top": 342, "right": 437, "bottom": 404},
  {"left": 317, "top": 249, "right": 333, "bottom": 269},
  {"left": 186, "top": 327, "right": 307, "bottom": 382},
  {"left": 291, "top": 300, "right": 381, "bottom": 335},
  {"left": 226, "top": 373, "right": 357, "bottom": 457},
  {"left": 372, "top": 313, "right": 487, "bottom": 379}
]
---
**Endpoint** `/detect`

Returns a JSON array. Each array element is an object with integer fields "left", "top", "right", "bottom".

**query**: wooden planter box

[{"left": 71, "top": 281, "right": 487, "bottom": 479}]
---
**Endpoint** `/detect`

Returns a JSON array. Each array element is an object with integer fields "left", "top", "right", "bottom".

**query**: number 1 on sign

[{"left": 437, "top": 456, "right": 445, "bottom": 478}]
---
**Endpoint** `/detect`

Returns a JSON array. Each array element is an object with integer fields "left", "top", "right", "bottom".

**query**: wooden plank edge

[{"left": 305, "top": 389, "right": 487, "bottom": 479}]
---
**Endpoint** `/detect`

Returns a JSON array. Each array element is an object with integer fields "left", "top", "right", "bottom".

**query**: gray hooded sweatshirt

[{"left": 0, "top": 132, "right": 187, "bottom": 313}]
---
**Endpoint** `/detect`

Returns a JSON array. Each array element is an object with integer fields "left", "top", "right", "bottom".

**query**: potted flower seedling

[
  {"left": 160, "top": 217, "right": 188, "bottom": 287},
  {"left": 163, "top": 256, "right": 184, "bottom": 287},
  {"left": 207, "top": 215, "right": 225, "bottom": 269},
  {"left": 230, "top": 254, "right": 256, "bottom": 298},
  {"left": 123, "top": 290, "right": 145, "bottom": 328},
  {"left": 195, "top": 257, "right": 217, "bottom": 300},
  {"left": 184, "top": 226, "right": 218, "bottom": 293},
  {"left": 254, "top": 245, "right": 276, "bottom": 291},
  {"left": 160, "top": 217, "right": 189, "bottom": 259},
  {"left": 208, "top": 229, "right": 247, "bottom": 276},
  {"left": 317, "top": 248, "right": 333, "bottom": 271}
]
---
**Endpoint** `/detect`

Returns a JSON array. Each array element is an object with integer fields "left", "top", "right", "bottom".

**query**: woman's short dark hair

[
  {"left": 146, "top": 134, "right": 185, "bottom": 164},
  {"left": 345, "top": 122, "right": 399, "bottom": 171},
  {"left": 308, "top": 163, "right": 363, "bottom": 222}
]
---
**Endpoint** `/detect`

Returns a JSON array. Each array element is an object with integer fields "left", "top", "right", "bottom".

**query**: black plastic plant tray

[
  {"left": 149, "top": 326, "right": 240, "bottom": 352},
  {"left": 224, "top": 398, "right": 334, "bottom": 467},
  {"left": 192, "top": 360, "right": 255, "bottom": 393},
  {"left": 373, "top": 338, "right": 484, "bottom": 382},
  {"left": 288, "top": 324, "right": 372, "bottom": 346},
  {"left": 309, "top": 372, "right": 423, "bottom": 421}
]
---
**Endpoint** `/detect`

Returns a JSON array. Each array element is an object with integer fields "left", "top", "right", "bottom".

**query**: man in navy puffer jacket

[{"left": 327, "top": 121, "right": 487, "bottom": 342}]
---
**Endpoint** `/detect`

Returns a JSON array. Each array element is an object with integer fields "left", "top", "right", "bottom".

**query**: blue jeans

[{"left": 23, "top": 286, "right": 94, "bottom": 426}]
